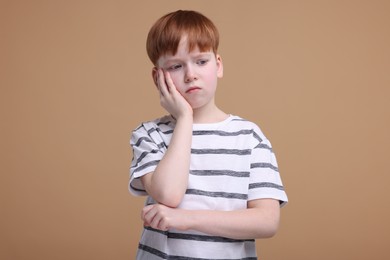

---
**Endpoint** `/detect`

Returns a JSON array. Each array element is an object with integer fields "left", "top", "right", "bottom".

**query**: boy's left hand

[{"left": 141, "top": 204, "right": 188, "bottom": 231}]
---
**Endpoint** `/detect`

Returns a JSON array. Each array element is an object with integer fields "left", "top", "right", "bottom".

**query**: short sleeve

[
  {"left": 129, "top": 123, "right": 165, "bottom": 196},
  {"left": 248, "top": 127, "right": 288, "bottom": 206}
]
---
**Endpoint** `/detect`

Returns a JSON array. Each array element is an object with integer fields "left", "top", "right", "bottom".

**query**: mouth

[{"left": 186, "top": 86, "right": 201, "bottom": 93}]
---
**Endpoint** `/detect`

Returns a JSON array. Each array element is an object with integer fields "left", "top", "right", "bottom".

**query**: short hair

[{"left": 146, "top": 10, "right": 219, "bottom": 65}]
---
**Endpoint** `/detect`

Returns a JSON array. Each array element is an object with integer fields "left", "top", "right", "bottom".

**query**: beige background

[{"left": 1, "top": 0, "right": 389, "bottom": 259}]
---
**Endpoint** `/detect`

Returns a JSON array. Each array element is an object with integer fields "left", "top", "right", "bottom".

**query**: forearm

[
  {"left": 143, "top": 115, "right": 193, "bottom": 207},
  {"left": 185, "top": 207, "right": 280, "bottom": 239},
  {"left": 142, "top": 199, "right": 280, "bottom": 239}
]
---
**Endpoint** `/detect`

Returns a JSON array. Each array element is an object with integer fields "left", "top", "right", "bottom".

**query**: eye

[
  {"left": 197, "top": 59, "right": 209, "bottom": 65},
  {"left": 167, "top": 64, "right": 182, "bottom": 71}
]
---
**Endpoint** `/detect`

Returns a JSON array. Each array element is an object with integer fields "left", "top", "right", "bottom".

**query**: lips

[{"left": 186, "top": 86, "right": 201, "bottom": 93}]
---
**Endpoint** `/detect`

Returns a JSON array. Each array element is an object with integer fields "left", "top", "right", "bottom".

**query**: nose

[{"left": 184, "top": 66, "right": 198, "bottom": 83}]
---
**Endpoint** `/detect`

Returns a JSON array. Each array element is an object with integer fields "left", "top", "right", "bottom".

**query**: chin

[
  {"left": 189, "top": 102, "right": 205, "bottom": 109},
  {"left": 188, "top": 98, "right": 214, "bottom": 111}
]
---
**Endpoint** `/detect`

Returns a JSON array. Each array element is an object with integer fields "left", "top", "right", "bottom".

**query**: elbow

[
  {"left": 159, "top": 196, "right": 182, "bottom": 208},
  {"left": 255, "top": 216, "right": 280, "bottom": 239},
  {"left": 258, "top": 202, "right": 281, "bottom": 239},
  {"left": 141, "top": 173, "right": 185, "bottom": 208},
  {"left": 155, "top": 190, "right": 185, "bottom": 208},
  {"left": 254, "top": 224, "right": 279, "bottom": 239},
  {"left": 261, "top": 224, "right": 279, "bottom": 238}
]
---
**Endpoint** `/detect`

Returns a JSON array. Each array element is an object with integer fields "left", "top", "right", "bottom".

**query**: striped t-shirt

[{"left": 129, "top": 115, "right": 288, "bottom": 259}]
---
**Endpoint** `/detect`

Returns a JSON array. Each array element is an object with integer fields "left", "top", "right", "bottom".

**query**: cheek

[{"left": 204, "top": 71, "right": 218, "bottom": 87}]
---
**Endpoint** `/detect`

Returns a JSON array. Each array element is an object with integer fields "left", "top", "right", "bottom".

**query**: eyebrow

[
  {"left": 162, "top": 53, "right": 213, "bottom": 65},
  {"left": 191, "top": 52, "right": 213, "bottom": 59}
]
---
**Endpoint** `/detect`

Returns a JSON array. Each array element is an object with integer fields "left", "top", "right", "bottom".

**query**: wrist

[
  {"left": 175, "top": 113, "right": 193, "bottom": 124},
  {"left": 178, "top": 209, "right": 196, "bottom": 231}
]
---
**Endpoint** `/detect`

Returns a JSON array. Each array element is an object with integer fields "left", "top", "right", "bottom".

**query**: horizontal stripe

[
  {"left": 129, "top": 182, "right": 146, "bottom": 193},
  {"left": 186, "top": 189, "right": 248, "bottom": 200},
  {"left": 190, "top": 170, "right": 250, "bottom": 178},
  {"left": 144, "top": 226, "right": 168, "bottom": 236},
  {"left": 250, "top": 162, "right": 279, "bottom": 172},
  {"left": 133, "top": 136, "right": 153, "bottom": 147},
  {"left": 147, "top": 128, "right": 173, "bottom": 136},
  {"left": 139, "top": 243, "right": 167, "bottom": 259},
  {"left": 254, "top": 143, "right": 273, "bottom": 151},
  {"left": 191, "top": 149, "right": 251, "bottom": 155},
  {"left": 157, "top": 120, "right": 172, "bottom": 126},
  {"left": 139, "top": 243, "right": 257, "bottom": 260},
  {"left": 249, "top": 182, "right": 284, "bottom": 191},
  {"left": 252, "top": 131, "right": 263, "bottom": 143},
  {"left": 133, "top": 124, "right": 144, "bottom": 132},
  {"left": 133, "top": 149, "right": 161, "bottom": 168},
  {"left": 132, "top": 160, "right": 159, "bottom": 173},
  {"left": 193, "top": 129, "right": 253, "bottom": 136},
  {"left": 232, "top": 118, "right": 247, "bottom": 122},
  {"left": 168, "top": 232, "right": 254, "bottom": 243},
  {"left": 144, "top": 227, "right": 254, "bottom": 243},
  {"left": 133, "top": 137, "right": 166, "bottom": 149}
]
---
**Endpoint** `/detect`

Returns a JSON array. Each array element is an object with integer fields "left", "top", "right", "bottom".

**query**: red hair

[{"left": 146, "top": 10, "right": 219, "bottom": 65}]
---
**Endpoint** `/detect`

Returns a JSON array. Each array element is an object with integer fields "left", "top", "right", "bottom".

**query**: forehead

[{"left": 157, "top": 37, "right": 213, "bottom": 65}]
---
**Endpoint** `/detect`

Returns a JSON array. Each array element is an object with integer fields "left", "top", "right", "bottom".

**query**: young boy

[{"left": 129, "top": 10, "right": 288, "bottom": 259}]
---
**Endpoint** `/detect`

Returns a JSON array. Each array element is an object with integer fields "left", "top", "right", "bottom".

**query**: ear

[
  {"left": 152, "top": 67, "right": 158, "bottom": 87},
  {"left": 216, "top": 54, "right": 223, "bottom": 78}
]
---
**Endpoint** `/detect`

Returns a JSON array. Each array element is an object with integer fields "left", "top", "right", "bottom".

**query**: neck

[{"left": 192, "top": 102, "right": 228, "bottom": 124}]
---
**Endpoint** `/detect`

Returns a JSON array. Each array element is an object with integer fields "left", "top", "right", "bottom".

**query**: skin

[
  {"left": 154, "top": 36, "right": 226, "bottom": 123},
  {"left": 140, "top": 36, "right": 281, "bottom": 239}
]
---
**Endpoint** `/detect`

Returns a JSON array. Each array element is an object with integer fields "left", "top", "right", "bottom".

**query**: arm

[
  {"left": 142, "top": 199, "right": 281, "bottom": 239},
  {"left": 141, "top": 69, "right": 193, "bottom": 207}
]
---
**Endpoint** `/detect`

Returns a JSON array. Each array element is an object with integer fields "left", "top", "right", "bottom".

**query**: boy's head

[{"left": 146, "top": 10, "right": 219, "bottom": 65}]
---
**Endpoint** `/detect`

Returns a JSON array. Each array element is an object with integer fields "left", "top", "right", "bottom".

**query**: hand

[
  {"left": 156, "top": 69, "right": 193, "bottom": 120},
  {"left": 141, "top": 204, "right": 189, "bottom": 231}
]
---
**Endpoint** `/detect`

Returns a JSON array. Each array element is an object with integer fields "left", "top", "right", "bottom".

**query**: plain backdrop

[{"left": 1, "top": 0, "right": 389, "bottom": 259}]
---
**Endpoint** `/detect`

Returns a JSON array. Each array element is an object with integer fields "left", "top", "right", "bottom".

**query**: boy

[{"left": 129, "top": 10, "right": 288, "bottom": 259}]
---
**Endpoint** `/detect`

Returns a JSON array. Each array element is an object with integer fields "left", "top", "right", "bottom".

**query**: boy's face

[{"left": 154, "top": 36, "right": 223, "bottom": 110}]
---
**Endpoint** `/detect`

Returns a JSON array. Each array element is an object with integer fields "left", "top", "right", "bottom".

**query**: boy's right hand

[{"left": 156, "top": 68, "right": 193, "bottom": 120}]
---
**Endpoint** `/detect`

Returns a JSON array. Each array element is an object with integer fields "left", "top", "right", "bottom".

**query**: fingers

[
  {"left": 163, "top": 70, "right": 176, "bottom": 94},
  {"left": 141, "top": 204, "right": 155, "bottom": 225},
  {"left": 157, "top": 69, "right": 178, "bottom": 97},
  {"left": 141, "top": 204, "right": 153, "bottom": 220},
  {"left": 157, "top": 69, "right": 169, "bottom": 97},
  {"left": 141, "top": 204, "right": 169, "bottom": 231}
]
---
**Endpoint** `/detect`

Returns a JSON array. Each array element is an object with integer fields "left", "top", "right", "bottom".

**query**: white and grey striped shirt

[{"left": 129, "top": 115, "right": 288, "bottom": 260}]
